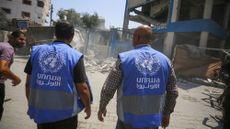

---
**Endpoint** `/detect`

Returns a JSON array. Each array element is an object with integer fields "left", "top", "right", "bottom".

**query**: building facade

[
  {"left": 123, "top": 0, "right": 230, "bottom": 57},
  {"left": 0, "top": 0, "right": 51, "bottom": 26}
]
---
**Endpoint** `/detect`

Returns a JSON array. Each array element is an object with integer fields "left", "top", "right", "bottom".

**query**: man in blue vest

[
  {"left": 24, "top": 21, "right": 92, "bottom": 129},
  {"left": 98, "top": 25, "right": 178, "bottom": 129}
]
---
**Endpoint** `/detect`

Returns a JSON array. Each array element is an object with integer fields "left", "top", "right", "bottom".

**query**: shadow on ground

[{"left": 202, "top": 115, "right": 223, "bottom": 129}]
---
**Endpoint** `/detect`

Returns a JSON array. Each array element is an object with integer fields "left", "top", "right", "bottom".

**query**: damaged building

[{"left": 123, "top": 0, "right": 230, "bottom": 79}]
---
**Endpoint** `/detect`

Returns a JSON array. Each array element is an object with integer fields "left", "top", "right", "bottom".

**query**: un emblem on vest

[
  {"left": 135, "top": 52, "right": 161, "bottom": 75},
  {"left": 39, "top": 50, "right": 64, "bottom": 73}
]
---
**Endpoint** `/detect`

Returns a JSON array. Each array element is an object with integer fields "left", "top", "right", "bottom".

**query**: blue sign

[
  {"left": 153, "top": 19, "right": 228, "bottom": 39},
  {"left": 17, "top": 20, "right": 28, "bottom": 30}
]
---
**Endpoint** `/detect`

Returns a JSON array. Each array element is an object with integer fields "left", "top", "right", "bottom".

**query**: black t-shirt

[{"left": 24, "top": 56, "right": 87, "bottom": 83}]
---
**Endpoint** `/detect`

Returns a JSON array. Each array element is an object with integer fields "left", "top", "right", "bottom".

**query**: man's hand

[
  {"left": 84, "top": 106, "right": 91, "bottom": 119},
  {"left": 0, "top": 60, "right": 21, "bottom": 86},
  {"left": 98, "top": 109, "right": 107, "bottom": 122},
  {"left": 12, "top": 76, "right": 21, "bottom": 86},
  {"left": 162, "top": 115, "right": 170, "bottom": 128}
]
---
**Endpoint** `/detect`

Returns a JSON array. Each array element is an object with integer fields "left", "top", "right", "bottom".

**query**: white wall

[{"left": 0, "top": 0, "right": 51, "bottom": 25}]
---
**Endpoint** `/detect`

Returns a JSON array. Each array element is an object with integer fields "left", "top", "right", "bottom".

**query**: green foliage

[
  {"left": 57, "top": 8, "right": 82, "bottom": 26},
  {"left": 57, "top": 8, "right": 99, "bottom": 29},
  {"left": 57, "top": 9, "right": 66, "bottom": 20},
  {"left": 81, "top": 12, "right": 99, "bottom": 29},
  {"left": 0, "top": 10, "right": 10, "bottom": 30},
  {"left": 66, "top": 9, "right": 82, "bottom": 26}
]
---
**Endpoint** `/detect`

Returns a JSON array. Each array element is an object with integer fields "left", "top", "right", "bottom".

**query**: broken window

[
  {"left": 37, "top": 0, "right": 44, "bottom": 8},
  {"left": 179, "top": 0, "right": 205, "bottom": 20},
  {"left": 22, "top": 11, "right": 30, "bottom": 18},
  {"left": 1, "top": 8, "right": 11, "bottom": 14},
  {"left": 23, "top": 0, "right": 32, "bottom": 5}
]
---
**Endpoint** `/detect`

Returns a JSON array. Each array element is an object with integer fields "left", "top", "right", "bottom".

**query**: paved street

[{"left": 0, "top": 58, "right": 224, "bottom": 129}]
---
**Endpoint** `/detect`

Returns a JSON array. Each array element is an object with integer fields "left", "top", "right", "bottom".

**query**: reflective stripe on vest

[
  {"left": 117, "top": 86, "right": 166, "bottom": 128},
  {"left": 29, "top": 88, "right": 74, "bottom": 109},
  {"left": 122, "top": 95, "right": 165, "bottom": 115}
]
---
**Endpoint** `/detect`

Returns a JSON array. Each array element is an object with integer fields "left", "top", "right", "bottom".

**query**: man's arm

[
  {"left": 24, "top": 57, "right": 32, "bottom": 101},
  {"left": 0, "top": 60, "right": 21, "bottom": 86},
  {"left": 74, "top": 57, "right": 91, "bottom": 119},
  {"left": 75, "top": 82, "right": 91, "bottom": 119},
  {"left": 162, "top": 66, "right": 179, "bottom": 128},
  {"left": 25, "top": 74, "right": 30, "bottom": 101},
  {"left": 98, "top": 59, "right": 122, "bottom": 121}
]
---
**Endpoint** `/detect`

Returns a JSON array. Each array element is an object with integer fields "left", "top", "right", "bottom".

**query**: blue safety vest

[
  {"left": 28, "top": 41, "right": 90, "bottom": 124},
  {"left": 117, "top": 44, "right": 171, "bottom": 128}
]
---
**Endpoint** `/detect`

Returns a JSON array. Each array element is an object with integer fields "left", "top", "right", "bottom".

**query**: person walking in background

[
  {"left": 98, "top": 25, "right": 178, "bottom": 129},
  {"left": 0, "top": 30, "right": 26, "bottom": 121},
  {"left": 24, "top": 21, "right": 92, "bottom": 129}
]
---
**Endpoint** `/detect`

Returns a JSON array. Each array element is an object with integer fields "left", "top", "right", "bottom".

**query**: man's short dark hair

[
  {"left": 11, "top": 30, "right": 25, "bottom": 38},
  {"left": 55, "top": 21, "right": 74, "bottom": 40}
]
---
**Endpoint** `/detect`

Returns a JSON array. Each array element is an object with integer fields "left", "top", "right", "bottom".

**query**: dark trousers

[
  {"left": 116, "top": 119, "right": 159, "bottom": 129},
  {"left": 0, "top": 83, "right": 5, "bottom": 121},
  {"left": 37, "top": 115, "right": 78, "bottom": 129},
  {"left": 223, "top": 97, "right": 230, "bottom": 129}
]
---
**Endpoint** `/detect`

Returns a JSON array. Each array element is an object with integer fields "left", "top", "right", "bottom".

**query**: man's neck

[
  {"left": 53, "top": 40, "right": 72, "bottom": 48},
  {"left": 134, "top": 43, "right": 150, "bottom": 48},
  {"left": 56, "top": 39, "right": 70, "bottom": 44}
]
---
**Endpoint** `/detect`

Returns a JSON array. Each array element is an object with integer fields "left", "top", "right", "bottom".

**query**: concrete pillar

[
  {"left": 164, "top": 32, "right": 175, "bottom": 57},
  {"left": 220, "top": 3, "right": 230, "bottom": 49},
  {"left": 163, "top": 0, "right": 181, "bottom": 57},
  {"left": 122, "top": 0, "right": 129, "bottom": 39},
  {"left": 199, "top": 0, "right": 214, "bottom": 48},
  {"left": 223, "top": 4, "right": 230, "bottom": 29}
]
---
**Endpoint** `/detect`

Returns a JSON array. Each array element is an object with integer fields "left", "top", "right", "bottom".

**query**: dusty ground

[{"left": 0, "top": 58, "right": 224, "bottom": 129}]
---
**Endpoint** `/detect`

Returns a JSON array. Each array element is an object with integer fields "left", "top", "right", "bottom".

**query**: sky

[{"left": 51, "top": 0, "right": 141, "bottom": 29}]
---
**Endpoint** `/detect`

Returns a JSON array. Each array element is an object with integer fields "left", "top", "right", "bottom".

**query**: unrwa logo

[
  {"left": 135, "top": 52, "right": 161, "bottom": 75},
  {"left": 38, "top": 50, "right": 64, "bottom": 73}
]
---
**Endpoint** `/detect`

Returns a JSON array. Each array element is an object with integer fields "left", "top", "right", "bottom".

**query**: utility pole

[
  {"left": 122, "top": 0, "right": 129, "bottom": 40},
  {"left": 50, "top": 4, "right": 53, "bottom": 26}
]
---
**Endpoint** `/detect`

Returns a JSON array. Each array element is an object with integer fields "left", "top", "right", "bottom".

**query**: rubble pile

[{"left": 85, "top": 55, "right": 116, "bottom": 73}]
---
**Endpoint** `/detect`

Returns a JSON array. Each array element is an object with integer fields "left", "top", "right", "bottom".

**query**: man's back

[
  {"left": 117, "top": 45, "right": 171, "bottom": 128},
  {"left": 119, "top": 44, "right": 171, "bottom": 88},
  {"left": 31, "top": 42, "right": 81, "bottom": 74},
  {"left": 24, "top": 21, "right": 91, "bottom": 129},
  {"left": 28, "top": 42, "right": 83, "bottom": 124},
  {"left": 98, "top": 25, "right": 178, "bottom": 129}
]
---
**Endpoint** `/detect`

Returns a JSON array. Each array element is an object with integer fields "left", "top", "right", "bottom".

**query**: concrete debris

[
  {"left": 85, "top": 57, "right": 116, "bottom": 73},
  {"left": 191, "top": 77, "right": 226, "bottom": 88},
  {"left": 173, "top": 45, "right": 221, "bottom": 79}
]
